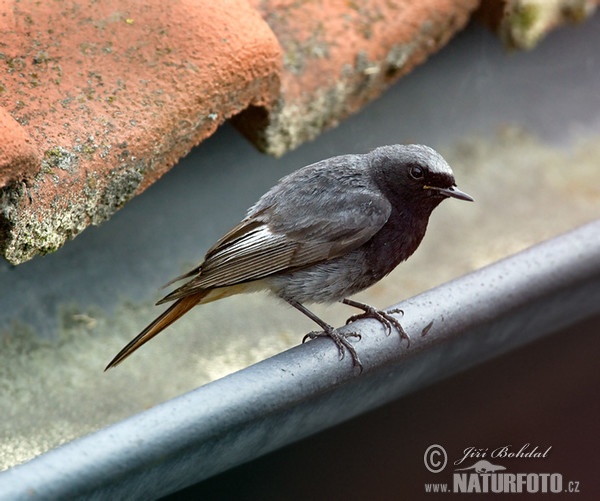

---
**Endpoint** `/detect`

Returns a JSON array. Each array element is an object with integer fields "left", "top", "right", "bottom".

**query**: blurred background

[{"left": 1, "top": 12, "right": 599, "bottom": 497}]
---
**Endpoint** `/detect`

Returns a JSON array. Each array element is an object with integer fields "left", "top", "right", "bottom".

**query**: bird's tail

[{"left": 104, "top": 294, "right": 202, "bottom": 370}]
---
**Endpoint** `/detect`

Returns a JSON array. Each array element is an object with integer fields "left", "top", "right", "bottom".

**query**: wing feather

[{"left": 159, "top": 159, "right": 392, "bottom": 303}]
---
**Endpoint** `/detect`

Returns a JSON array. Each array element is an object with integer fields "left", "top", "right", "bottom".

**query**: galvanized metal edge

[{"left": 2, "top": 220, "right": 600, "bottom": 500}]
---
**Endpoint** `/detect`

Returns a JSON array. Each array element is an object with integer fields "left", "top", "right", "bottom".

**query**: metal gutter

[{"left": 2, "top": 219, "right": 600, "bottom": 500}]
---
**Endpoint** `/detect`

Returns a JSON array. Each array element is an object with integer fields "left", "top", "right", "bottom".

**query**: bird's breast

[{"left": 363, "top": 213, "right": 429, "bottom": 280}]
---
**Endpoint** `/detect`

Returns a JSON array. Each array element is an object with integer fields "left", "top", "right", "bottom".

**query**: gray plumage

[{"left": 106, "top": 144, "right": 473, "bottom": 370}]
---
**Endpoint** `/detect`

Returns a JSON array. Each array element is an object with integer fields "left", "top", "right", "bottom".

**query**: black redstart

[{"left": 106, "top": 144, "right": 473, "bottom": 371}]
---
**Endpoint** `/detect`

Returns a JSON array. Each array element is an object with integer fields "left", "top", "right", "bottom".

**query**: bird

[{"left": 105, "top": 144, "right": 473, "bottom": 371}]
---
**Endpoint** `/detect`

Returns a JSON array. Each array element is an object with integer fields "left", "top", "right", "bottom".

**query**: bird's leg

[
  {"left": 341, "top": 298, "right": 410, "bottom": 347},
  {"left": 286, "top": 299, "right": 363, "bottom": 370}
]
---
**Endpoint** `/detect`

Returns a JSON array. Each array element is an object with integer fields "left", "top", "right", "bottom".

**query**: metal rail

[{"left": 2, "top": 219, "right": 599, "bottom": 500}]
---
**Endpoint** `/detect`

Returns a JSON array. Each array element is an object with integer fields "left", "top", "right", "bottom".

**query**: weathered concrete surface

[{"left": 0, "top": 0, "right": 282, "bottom": 264}]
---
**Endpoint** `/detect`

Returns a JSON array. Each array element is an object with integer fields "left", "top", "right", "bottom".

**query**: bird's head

[{"left": 370, "top": 144, "right": 473, "bottom": 212}]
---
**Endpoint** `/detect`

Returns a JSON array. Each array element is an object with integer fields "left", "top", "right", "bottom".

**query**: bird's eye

[{"left": 409, "top": 165, "right": 424, "bottom": 180}]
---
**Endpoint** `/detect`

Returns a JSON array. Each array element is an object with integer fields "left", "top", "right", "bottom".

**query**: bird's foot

[
  {"left": 303, "top": 328, "right": 363, "bottom": 371},
  {"left": 343, "top": 299, "right": 410, "bottom": 347}
]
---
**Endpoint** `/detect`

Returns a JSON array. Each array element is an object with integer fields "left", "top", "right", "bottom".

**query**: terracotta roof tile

[
  {"left": 0, "top": 0, "right": 281, "bottom": 264},
  {"left": 235, "top": 0, "right": 479, "bottom": 156},
  {"left": 1, "top": 0, "right": 597, "bottom": 263}
]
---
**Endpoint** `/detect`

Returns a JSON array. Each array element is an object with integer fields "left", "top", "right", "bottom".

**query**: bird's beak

[{"left": 425, "top": 185, "right": 474, "bottom": 202}]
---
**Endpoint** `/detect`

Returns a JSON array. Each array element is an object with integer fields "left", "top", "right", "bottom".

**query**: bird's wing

[{"left": 159, "top": 168, "right": 391, "bottom": 303}]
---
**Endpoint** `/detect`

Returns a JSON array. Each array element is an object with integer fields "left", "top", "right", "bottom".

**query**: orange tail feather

[{"left": 105, "top": 294, "right": 202, "bottom": 370}]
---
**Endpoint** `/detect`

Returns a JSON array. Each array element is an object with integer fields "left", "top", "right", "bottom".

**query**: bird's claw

[
  {"left": 346, "top": 306, "right": 410, "bottom": 347},
  {"left": 303, "top": 329, "right": 363, "bottom": 371}
]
